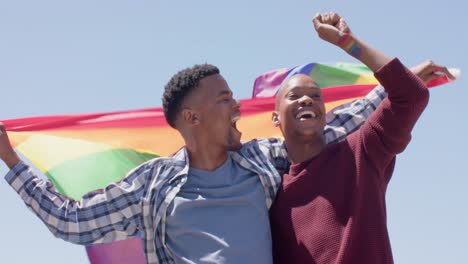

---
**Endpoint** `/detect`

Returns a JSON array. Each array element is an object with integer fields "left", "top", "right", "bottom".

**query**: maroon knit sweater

[{"left": 269, "top": 59, "right": 429, "bottom": 264}]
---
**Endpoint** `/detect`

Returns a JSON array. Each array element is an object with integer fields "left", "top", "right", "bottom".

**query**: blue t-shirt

[{"left": 165, "top": 155, "right": 272, "bottom": 264}]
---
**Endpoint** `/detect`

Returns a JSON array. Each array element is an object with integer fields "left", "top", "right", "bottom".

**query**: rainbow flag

[
  {"left": 252, "top": 62, "right": 459, "bottom": 100},
  {"left": 2, "top": 63, "right": 458, "bottom": 263}
]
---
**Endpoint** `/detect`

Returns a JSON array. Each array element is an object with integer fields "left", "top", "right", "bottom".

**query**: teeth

[
  {"left": 296, "top": 110, "right": 317, "bottom": 119},
  {"left": 231, "top": 115, "right": 240, "bottom": 123}
]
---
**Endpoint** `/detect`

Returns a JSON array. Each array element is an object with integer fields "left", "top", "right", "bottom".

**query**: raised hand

[
  {"left": 0, "top": 123, "right": 20, "bottom": 168},
  {"left": 312, "top": 12, "right": 351, "bottom": 46},
  {"left": 411, "top": 60, "right": 456, "bottom": 84},
  {"left": 312, "top": 12, "right": 392, "bottom": 72}
]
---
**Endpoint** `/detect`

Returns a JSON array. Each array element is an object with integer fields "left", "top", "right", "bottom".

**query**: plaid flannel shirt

[{"left": 4, "top": 86, "right": 386, "bottom": 264}]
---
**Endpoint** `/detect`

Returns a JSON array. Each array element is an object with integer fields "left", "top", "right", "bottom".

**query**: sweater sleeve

[{"left": 352, "top": 58, "right": 429, "bottom": 177}]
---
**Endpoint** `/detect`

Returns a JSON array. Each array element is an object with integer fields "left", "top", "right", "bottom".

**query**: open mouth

[
  {"left": 295, "top": 109, "right": 317, "bottom": 121},
  {"left": 231, "top": 113, "right": 241, "bottom": 133}
]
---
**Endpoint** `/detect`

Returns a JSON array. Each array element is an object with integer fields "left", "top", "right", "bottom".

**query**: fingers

[
  {"left": 0, "top": 122, "right": 10, "bottom": 141},
  {"left": 418, "top": 60, "right": 438, "bottom": 82},
  {"left": 412, "top": 60, "right": 455, "bottom": 84},
  {"left": 312, "top": 13, "right": 322, "bottom": 31},
  {"left": 0, "top": 122, "right": 4, "bottom": 137},
  {"left": 322, "top": 12, "right": 340, "bottom": 26},
  {"left": 312, "top": 12, "right": 350, "bottom": 36},
  {"left": 315, "top": 12, "right": 341, "bottom": 26},
  {"left": 329, "top": 13, "right": 341, "bottom": 26},
  {"left": 431, "top": 65, "right": 456, "bottom": 80},
  {"left": 337, "top": 17, "right": 350, "bottom": 33},
  {"left": 425, "top": 61, "right": 455, "bottom": 83}
]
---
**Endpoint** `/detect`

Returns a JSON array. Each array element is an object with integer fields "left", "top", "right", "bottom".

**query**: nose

[
  {"left": 298, "top": 95, "right": 313, "bottom": 106},
  {"left": 233, "top": 99, "right": 241, "bottom": 109}
]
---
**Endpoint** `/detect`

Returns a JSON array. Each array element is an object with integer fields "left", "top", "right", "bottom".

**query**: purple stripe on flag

[
  {"left": 252, "top": 68, "right": 289, "bottom": 98},
  {"left": 252, "top": 64, "right": 318, "bottom": 98},
  {"left": 86, "top": 238, "right": 146, "bottom": 264}
]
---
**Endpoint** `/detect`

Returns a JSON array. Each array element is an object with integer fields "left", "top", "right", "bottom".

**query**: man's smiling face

[{"left": 273, "top": 74, "right": 326, "bottom": 141}]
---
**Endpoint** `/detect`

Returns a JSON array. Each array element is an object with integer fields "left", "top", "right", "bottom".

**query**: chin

[
  {"left": 293, "top": 128, "right": 323, "bottom": 139},
  {"left": 228, "top": 141, "right": 243, "bottom": 151}
]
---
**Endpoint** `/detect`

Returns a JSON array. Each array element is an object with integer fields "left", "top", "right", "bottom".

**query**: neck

[
  {"left": 285, "top": 135, "right": 325, "bottom": 164},
  {"left": 185, "top": 138, "right": 228, "bottom": 172}
]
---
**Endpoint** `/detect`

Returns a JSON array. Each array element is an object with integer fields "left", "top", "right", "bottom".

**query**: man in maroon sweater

[{"left": 268, "top": 12, "right": 452, "bottom": 264}]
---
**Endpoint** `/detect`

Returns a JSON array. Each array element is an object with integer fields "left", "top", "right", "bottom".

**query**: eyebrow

[{"left": 216, "top": 90, "right": 233, "bottom": 97}]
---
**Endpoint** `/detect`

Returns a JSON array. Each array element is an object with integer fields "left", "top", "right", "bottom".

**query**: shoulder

[
  {"left": 126, "top": 150, "right": 187, "bottom": 182},
  {"left": 241, "top": 138, "right": 286, "bottom": 156},
  {"left": 239, "top": 138, "right": 289, "bottom": 175}
]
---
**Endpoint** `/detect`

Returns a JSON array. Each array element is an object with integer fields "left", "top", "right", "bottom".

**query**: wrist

[
  {"left": 4, "top": 152, "right": 21, "bottom": 169},
  {"left": 337, "top": 33, "right": 362, "bottom": 58}
]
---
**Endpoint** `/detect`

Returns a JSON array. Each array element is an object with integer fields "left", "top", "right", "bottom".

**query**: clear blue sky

[{"left": 1, "top": 1, "right": 466, "bottom": 263}]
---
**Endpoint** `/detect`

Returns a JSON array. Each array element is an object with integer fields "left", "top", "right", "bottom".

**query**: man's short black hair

[{"left": 162, "top": 64, "right": 220, "bottom": 128}]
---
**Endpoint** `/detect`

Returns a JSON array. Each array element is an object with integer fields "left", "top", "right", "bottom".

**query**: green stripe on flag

[
  {"left": 311, "top": 64, "right": 370, "bottom": 88},
  {"left": 45, "top": 149, "right": 158, "bottom": 200}
]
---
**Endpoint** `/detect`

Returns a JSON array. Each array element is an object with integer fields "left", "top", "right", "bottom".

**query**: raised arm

[
  {"left": 312, "top": 12, "right": 393, "bottom": 79},
  {"left": 355, "top": 59, "right": 429, "bottom": 177},
  {"left": 262, "top": 13, "right": 452, "bottom": 164},
  {"left": 0, "top": 124, "right": 146, "bottom": 245},
  {"left": 317, "top": 13, "right": 454, "bottom": 144},
  {"left": 311, "top": 13, "right": 390, "bottom": 144},
  {"left": 311, "top": 12, "right": 433, "bottom": 173}
]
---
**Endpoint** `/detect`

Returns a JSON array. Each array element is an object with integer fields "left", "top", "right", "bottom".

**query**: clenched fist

[{"left": 312, "top": 12, "right": 351, "bottom": 46}]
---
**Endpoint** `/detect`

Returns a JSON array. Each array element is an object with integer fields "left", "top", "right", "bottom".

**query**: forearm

[
  {"left": 5, "top": 161, "right": 144, "bottom": 245},
  {"left": 338, "top": 33, "right": 392, "bottom": 73},
  {"left": 3, "top": 151, "right": 21, "bottom": 169}
]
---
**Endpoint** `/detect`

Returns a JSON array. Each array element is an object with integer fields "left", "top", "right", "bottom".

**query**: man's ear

[
  {"left": 271, "top": 111, "right": 280, "bottom": 127},
  {"left": 181, "top": 108, "right": 200, "bottom": 126}
]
